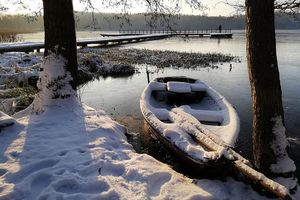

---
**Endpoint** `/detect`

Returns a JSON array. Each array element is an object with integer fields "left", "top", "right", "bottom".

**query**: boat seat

[
  {"left": 167, "top": 82, "right": 191, "bottom": 93},
  {"left": 178, "top": 105, "right": 224, "bottom": 123},
  {"left": 191, "top": 83, "right": 207, "bottom": 92},
  {"left": 149, "top": 81, "right": 167, "bottom": 91}
]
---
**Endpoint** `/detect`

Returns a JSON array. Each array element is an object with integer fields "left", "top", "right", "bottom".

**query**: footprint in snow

[
  {"left": 100, "top": 163, "right": 125, "bottom": 177},
  {"left": 0, "top": 168, "right": 7, "bottom": 176},
  {"left": 147, "top": 172, "right": 172, "bottom": 197},
  {"left": 81, "top": 160, "right": 91, "bottom": 166},
  {"left": 54, "top": 169, "right": 65, "bottom": 175},
  {"left": 58, "top": 150, "right": 68, "bottom": 157},
  {"left": 8, "top": 159, "right": 59, "bottom": 183},
  {"left": 9, "top": 151, "right": 20, "bottom": 158},
  {"left": 78, "top": 148, "right": 86, "bottom": 154},
  {"left": 53, "top": 178, "right": 110, "bottom": 194},
  {"left": 29, "top": 173, "right": 52, "bottom": 199}
]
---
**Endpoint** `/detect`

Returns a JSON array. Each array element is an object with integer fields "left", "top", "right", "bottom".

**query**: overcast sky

[{"left": 1, "top": 0, "right": 243, "bottom": 16}]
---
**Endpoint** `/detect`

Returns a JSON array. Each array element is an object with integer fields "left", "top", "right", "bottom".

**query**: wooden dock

[
  {"left": 0, "top": 29, "right": 233, "bottom": 54},
  {"left": 117, "top": 29, "right": 233, "bottom": 38},
  {"left": 0, "top": 34, "right": 171, "bottom": 53}
]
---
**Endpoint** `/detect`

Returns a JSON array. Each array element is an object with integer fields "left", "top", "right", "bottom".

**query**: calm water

[{"left": 22, "top": 30, "right": 300, "bottom": 177}]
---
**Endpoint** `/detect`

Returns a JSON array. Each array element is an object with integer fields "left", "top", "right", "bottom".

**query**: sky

[{"left": 1, "top": 0, "right": 243, "bottom": 16}]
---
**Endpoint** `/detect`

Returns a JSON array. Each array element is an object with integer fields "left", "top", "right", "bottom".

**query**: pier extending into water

[
  {"left": 0, "top": 34, "right": 171, "bottom": 53},
  {"left": 0, "top": 29, "right": 233, "bottom": 53},
  {"left": 116, "top": 29, "right": 233, "bottom": 38}
]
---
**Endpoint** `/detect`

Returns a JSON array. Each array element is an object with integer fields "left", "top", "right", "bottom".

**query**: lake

[{"left": 22, "top": 30, "right": 300, "bottom": 178}]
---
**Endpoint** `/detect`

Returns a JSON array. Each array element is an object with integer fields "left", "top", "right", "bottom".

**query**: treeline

[
  {"left": 0, "top": 12, "right": 299, "bottom": 33},
  {"left": 0, "top": 15, "right": 43, "bottom": 33}
]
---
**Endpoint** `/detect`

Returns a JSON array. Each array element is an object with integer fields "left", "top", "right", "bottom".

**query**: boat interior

[{"left": 149, "top": 77, "right": 223, "bottom": 126}]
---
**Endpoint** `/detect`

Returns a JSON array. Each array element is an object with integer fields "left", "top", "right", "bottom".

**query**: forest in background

[{"left": 0, "top": 12, "right": 299, "bottom": 33}]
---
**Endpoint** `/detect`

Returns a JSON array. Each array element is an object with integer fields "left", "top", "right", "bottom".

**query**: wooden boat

[{"left": 140, "top": 76, "right": 240, "bottom": 170}]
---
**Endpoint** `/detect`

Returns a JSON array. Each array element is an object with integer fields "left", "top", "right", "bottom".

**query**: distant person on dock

[{"left": 218, "top": 25, "right": 222, "bottom": 33}]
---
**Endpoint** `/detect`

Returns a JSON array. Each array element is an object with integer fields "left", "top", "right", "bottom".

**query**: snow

[
  {"left": 176, "top": 105, "right": 225, "bottom": 128},
  {"left": 274, "top": 177, "right": 298, "bottom": 193},
  {"left": 270, "top": 116, "right": 296, "bottom": 174},
  {"left": 0, "top": 52, "right": 40, "bottom": 85},
  {"left": 191, "top": 83, "right": 207, "bottom": 92},
  {"left": 0, "top": 100, "right": 272, "bottom": 200},
  {"left": 0, "top": 110, "right": 15, "bottom": 129},
  {"left": 167, "top": 82, "right": 192, "bottom": 93},
  {"left": 168, "top": 108, "right": 233, "bottom": 161},
  {"left": 233, "top": 160, "right": 290, "bottom": 198},
  {"left": 32, "top": 54, "right": 76, "bottom": 113},
  {"left": 0, "top": 52, "right": 41, "bottom": 69}
]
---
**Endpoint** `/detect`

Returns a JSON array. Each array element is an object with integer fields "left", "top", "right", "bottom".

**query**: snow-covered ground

[{"left": 0, "top": 99, "right": 274, "bottom": 200}]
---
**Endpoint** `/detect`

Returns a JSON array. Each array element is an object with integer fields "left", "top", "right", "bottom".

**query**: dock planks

[
  {"left": 0, "top": 30, "right": 233, "bottom": 54},
  {"left": 0, "top": 34, "right": 171, "bottom": 53}
]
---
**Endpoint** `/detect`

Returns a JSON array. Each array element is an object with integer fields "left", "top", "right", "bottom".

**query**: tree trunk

[
  {"left": 43, "top": 0, "right": 77, "bottom": 89},
  {"left": 245, "top": 0, "right": 289, "bottom": 175}
]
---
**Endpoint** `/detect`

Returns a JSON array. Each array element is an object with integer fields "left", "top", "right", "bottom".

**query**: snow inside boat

[{"left": 140, "top": 76, "right": 240, "bottom": 169}]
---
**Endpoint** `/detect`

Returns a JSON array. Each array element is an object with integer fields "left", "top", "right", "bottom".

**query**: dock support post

[{"left": 146, "top": 67, "right": 150, "bottom": 83}]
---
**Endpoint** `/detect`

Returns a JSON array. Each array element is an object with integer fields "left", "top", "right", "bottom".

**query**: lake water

[{"left": 22, "top": 30, "right": 300, "bottom": 178}]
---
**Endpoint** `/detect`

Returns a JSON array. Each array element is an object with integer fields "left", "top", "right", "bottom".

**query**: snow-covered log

[{"left": 170, "top": 108, "right": 291, "bottom": 199}]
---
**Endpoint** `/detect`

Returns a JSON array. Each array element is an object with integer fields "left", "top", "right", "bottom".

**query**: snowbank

[{"left": 0, "top": 98, "right": 278, "bottom": 199}]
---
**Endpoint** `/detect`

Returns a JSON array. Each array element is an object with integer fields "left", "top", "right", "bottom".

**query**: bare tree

[
  {"left": 78, "top": 0, "right": 205, "bottom": 30},
  {"left": 0, "top": 6, "right": 7, "bottom": 12},
  {"left": 275, "top": 0, "right": 300, "bottom": 14},
  {"left": 223, "top": 0, "right": 300, "bottom": 15}
]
